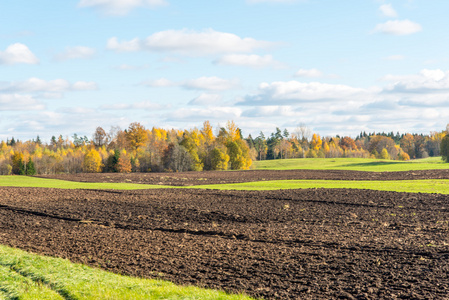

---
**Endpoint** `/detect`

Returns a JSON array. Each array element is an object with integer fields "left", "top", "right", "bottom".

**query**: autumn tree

[
  {"left": 117, "top": 150, "right": 132, "bottom": 173},
  {"left": 380, "top": 148, "right": 390, "bottom": 160},
  {"left": 400, "top": 134, "right": 416, "bottom": 159},
  {"left": 227, "top": 139, "right": 252, "bottom": 170},
  {"left": 179, "top": 131, "right": 204, "bottom": 171},
  {"left": 163, "top": 143, "right": 192, "bottom": 172},
  {"left": 105, "top": 149, "right": 120, "bottom": 172},
  {"left": 226, "top": 120, "right": 241, "bottom": 142},
  {"left": 340, "top": 136, "right": 357, "bottom": 151},
  {"left": 92, "top": 126, "right": 108, "bottom": 147},
  {"left": 254, "top": 132, "right": 267, "bottom": 160},
  {"left": 201, "top": 120, "right": 215, "bottom": 145},
  {"left": 83, "top": 148, "right": 102, "bottom": 173},
  {"left": 310, "top": 134, "right": 322, "bottom": 151},
  {"left": 11, "top": 152, "right": 25, "bottom": 175},
  {"left": 126, "top": 122, "right": 148, "bottom": 152},
  {"left": 210, "top": 147, "right": 230, "bottom": 170},
  {"left": 368, "top": 135, "right": 396, "bottom": 159}
]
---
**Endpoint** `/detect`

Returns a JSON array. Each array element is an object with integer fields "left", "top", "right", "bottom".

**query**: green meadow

[
  {"left": 253, "top": 156, "right": 447, "bottom": 172},
  {"left": 3, "top": 175, "right": 449, "bottom": 194},
  {"left": 0, "top": 176, "right": 172, "bottom": 190}
]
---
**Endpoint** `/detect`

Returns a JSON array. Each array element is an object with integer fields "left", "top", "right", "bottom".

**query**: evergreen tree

[
  {"left": 440, "top": 135, "right": 449, "bottom": 162},
  {"left": 26, "top": 158, "right": 36, "bottom": 175}
]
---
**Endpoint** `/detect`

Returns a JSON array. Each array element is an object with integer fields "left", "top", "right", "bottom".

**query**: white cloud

[
  {"left": 107, "top": 37, "right": 141, "bottom": 52},
  {"left": 241, "top": 80, "right": 367, "bottom": 105},
  {"left": 379, "top": 4, "right": 398, "bottom": 18},
  {"left": 166, "top": 107, "right": 242, "bottom": 122},
  {"left": 141, "top": 78, "right": 174, "bottom": 87},
  {"left": 101, "top": 100, "right": 164, "bottom": 110},
  {"left": 242, "top": 106, "right": 297, "bottom": 118},
  {"left": 0, "top": 43, "right": 39, "bottom": 65},
  {"left": 0, "top": 78, "right": 97, "bottom": 93},
  {"left": 397, "top": 94, "right": 449, "bottom": 107},
  {"left": 183, "top": 76, "right": 239, "bottom": 91},
  {"left": 214, "top": 54, "right": 282, "bottom": 68},
  {"left": 78, "top": 0, "right": 168, "bottom": 15},
  {"left": 295, "top": 68, "right": 323, "bottom": 78},
  {"left": 383, "top": 69, "right": 449, "bottom": 93},
  {"left": 72, "top": 81, "right": 98, "bottom": 90},
  {"left": 58, "top": 107, "right": 97, "bottom": 114},
  {"left": 373, "top": 19, "right": 422, "bottom": 35},
  {"left": 0, "top": 94, "right": 45, "bottom": 111},
  {"left": 54, "top": 46, "right": 96, "bottom": 61},
  {"left": 108, "top": 29, "right": 274, "bottom": 56},
  {"left": 142, "top": 76, "right": 239, "bottom": 91},
  {"left": 188, "top": 93, "right": 222, "bottom": 106}
]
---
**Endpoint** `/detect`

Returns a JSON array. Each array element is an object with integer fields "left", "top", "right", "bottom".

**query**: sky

[{"left": 1, "top": 0, "right": 449, "bottom": 142}]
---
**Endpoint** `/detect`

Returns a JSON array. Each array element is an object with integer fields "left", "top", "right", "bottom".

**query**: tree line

[
  {"left": 244, "top": 125, "right": 446, "bottom": 162},
  {"left": 1, "top": 121, "right": 448, "bottom": 175},
  {"left": 0, "top": 121, "right": 251, "bottom": 175}
]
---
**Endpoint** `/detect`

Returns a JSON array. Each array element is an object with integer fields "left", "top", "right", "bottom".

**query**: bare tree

[
  {"left": 294, "top": 123, "right": 311, "bottom": 143},
  {"left": 92, "top": 127, "right": 108, "bottom": 147}
]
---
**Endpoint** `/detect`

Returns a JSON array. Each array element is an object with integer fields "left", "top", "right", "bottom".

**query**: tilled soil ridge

[{"left": 0, "top": 186, "right": 448, "bottom": 299}]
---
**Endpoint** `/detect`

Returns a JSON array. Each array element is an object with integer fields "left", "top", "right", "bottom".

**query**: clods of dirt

[{"left": 0, "top": 184, "right": 448, "bottom": 299}]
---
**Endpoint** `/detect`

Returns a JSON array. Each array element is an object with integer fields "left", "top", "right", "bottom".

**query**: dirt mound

[
  {"left": 1, "top": 186, "right": 448, "bottom": 299},
  {"left": 38, "top": 168, "right": 449, "bottom": 186}
]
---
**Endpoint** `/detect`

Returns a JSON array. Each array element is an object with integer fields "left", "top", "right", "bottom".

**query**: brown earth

[
  {"left": 1, "top": 177, "right": 449, "bottom": 299},
  {"left": 38, "top": 168, "right": 449, "bottom": 186}
]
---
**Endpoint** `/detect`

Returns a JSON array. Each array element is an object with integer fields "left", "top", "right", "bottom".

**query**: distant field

[
  {"left": 0, "top": 176, "right": 173, "bottom": 190},
  {"left": 253, "top": 157, "right": 448, "bottom": 172},
  {"left": 200, "top": 179, "right": 449, "bottom": 194},
  {"left": 3, "top": 175, "right": 449, "bottom": 195}
]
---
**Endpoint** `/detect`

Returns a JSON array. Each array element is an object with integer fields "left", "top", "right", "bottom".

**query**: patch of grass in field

[
  {"left": 3, "top": 175, "right": 449, "bottom": 194},
  {"left": 0, "top": 176, "right": 172, "bottom": 190},
  {"left": 0, "top": 245, "right": 255, "bottom": 300},
  {"left": 199, "top": 179, "right": 449, "bottom": 194},
  {"left": 253, "top": 157, "right": 448, "bottom": 172}
]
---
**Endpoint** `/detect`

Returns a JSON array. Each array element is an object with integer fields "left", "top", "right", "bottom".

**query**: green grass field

[
  {"left": 253, "top": 157, "right": 448, "bottom": 172},
  {"left": 0, "top": 245, "right": 255, "bottom": 300},
  {"left": 199, "top": 179, "right": 449, "bottom": 194},
  {"left": 0, "top": 176, "right": 173, "bottom": 190}
]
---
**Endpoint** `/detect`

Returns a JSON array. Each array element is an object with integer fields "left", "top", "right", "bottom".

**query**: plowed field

[
  {"left": 38, "top": 168, "right": 449, "bottom": 186},
  {"left": 1, "top": 171, "right": 449, "bottom": 299}
]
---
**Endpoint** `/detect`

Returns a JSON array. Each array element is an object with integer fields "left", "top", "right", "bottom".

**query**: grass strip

[
  {"left": 0, "top": 245, "right": 255, "bottom": 300},
  {"left": 2, "top": 176, "right": 449, "bottom": 194},
  {"left": 253, "top": 157, "right": 449, "bottom": 172},
  {"left": 0, "top": 176, "right": 172, "bottom": 190},
  {"left": 197, "top": 179, "right": 449, "bottom": 194},
  {"left": 0, "top": 265, "right": 63, "bottom": 300}
]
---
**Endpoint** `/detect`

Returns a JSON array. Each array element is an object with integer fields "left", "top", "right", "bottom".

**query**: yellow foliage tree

[
  {"left": 226, "top": 120, "right": 241, "bottom": 142},
  {"left": 310, "top": 134, "right": 322, "bottom": 151},
  {"left": 126, "top": 122, "right": 148, "bottom": 151},
  {"left": 83, "top": 148, "right": 102, "bottom": 173},
  {"left": 210, "top": 147, "right": 229, "bottom": 170},
  {"left": 201, "top": 120, "right": 215, "bottom": 144}
]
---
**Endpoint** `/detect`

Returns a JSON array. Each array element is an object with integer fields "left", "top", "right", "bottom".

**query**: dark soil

[
  {"left": 38, "top": 168, "right": 449, "bottom": 186},
  {"left": 1, "top": 181, "right": 448, "bottom": 299}
]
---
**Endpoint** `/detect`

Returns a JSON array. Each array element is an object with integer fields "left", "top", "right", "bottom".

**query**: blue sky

[{"left": 1, "top": 0, "right": 449, "bottom": 141}]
